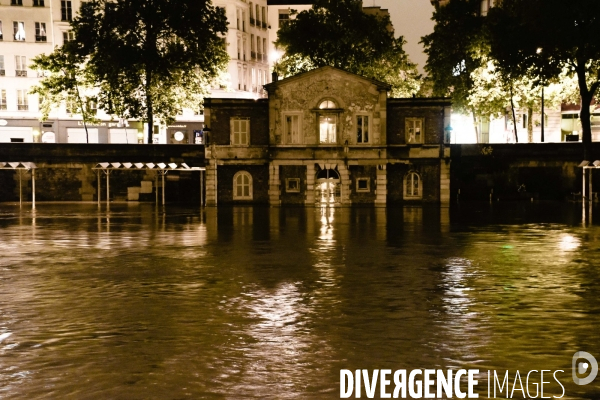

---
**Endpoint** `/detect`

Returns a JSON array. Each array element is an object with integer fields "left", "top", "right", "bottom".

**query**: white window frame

[
  {"left": 61, "top": 1, "right": 72, "bottom": 21},
  {"left": 283, "top": 112, "right": 302, "bottom": 144},
  {"left": 406, "top": 118, "right": 424, "bottom": 144},
  {"left": 404, "top": 171, "right": 422, "bottom": 199},
  {"left": 63, "top": 30, "right": 75, "bottom": 43},
  {"left": 17, "top": 89, "right": 28, "bottom": 111},
  {"left": 13, "top": 21, "right": 25, "bottom": 41},
  {"left": 356, "top": 114, "right": 370, "bottom": 144},
  {"left": 230, "top": 117, "right": 250, "bottom": 145},
  {"left": 35, "top": 22, "right": 46, "bottom": 42},
  {"left": 233, "top": 171, "right": 253, "bottom": 200},
  {"left": 356, "top": 178, "right": 370, "bottom": 192},
  {"left": 0, "top": 90, "right": 7, "bottom": 110}
]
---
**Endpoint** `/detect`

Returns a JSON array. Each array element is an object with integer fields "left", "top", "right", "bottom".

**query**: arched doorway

[{"left": 315, "top": 168, "right": 341, "bottom": 205}]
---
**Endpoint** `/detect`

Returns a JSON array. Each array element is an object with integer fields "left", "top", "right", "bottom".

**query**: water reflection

[{"left": 0, "top": 202, "right": 598, "bottom": 399}]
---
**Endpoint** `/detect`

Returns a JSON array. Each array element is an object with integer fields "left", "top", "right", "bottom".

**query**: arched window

[
  {"left": 317, "top": 99, "right": 339, "bottom": 144},
  {"left": 404, "top": 171, "right": 422, "bottom": 199},
  {"left": 319, "top": 99, "right": 337, "bottom": 109},
  {"left": 233, "top": 171, "right": 253, "bottom": 200}
]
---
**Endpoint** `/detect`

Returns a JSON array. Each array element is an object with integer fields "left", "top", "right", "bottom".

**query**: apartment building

[{"left": 0, "top": 0, "right": 274, "bottom": 144}]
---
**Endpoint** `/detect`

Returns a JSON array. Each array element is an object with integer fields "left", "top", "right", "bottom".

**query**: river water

[{"left": 0, "top": 203, "right": 599, "bottom": 399}]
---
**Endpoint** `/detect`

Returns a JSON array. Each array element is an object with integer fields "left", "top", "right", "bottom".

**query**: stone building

[{"left": 203, "top": 66, "right": 451, "bottom": 206}]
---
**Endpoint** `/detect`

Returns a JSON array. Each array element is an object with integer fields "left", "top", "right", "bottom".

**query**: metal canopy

[
  {"left": 92, "top": 162, "right": 205, "bottom": 208},
  {"left": 0, "top": 162, "right": 37, "bottom": 170},
  {"left": 92, "top": 162, "right": 204, "bottom": 171},
  {"left": 0, "top": 162, "right": 37, "bottom": 209}
]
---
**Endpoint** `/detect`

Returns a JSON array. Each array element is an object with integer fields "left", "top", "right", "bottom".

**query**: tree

[
  {"left": 35, "top": 0, "right": 229, "bottom": 143},
  {"left": 422, "top": 0, "right": 486, "bottom": 112},
  {"left": 30, "top": 44, "right": 99, "bottom": 142},
  {"left": 274, "top": 0, "right": 420, "bottom": 97},
  {"left": 487, "top": 0, "right": 600, "bottom": 160}
]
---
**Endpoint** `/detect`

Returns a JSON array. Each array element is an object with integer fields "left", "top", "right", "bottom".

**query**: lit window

[
  {"left": 35, "top": 22, "right": 46, "bottom": 42},
  {"left": 356, "top": 178, "right": 370, "bottom": 192},
  {"left": 357, "top": 115, "right": 369, "bottom": 143},
  {"left": 404, "top": 171, "right": 422, "bottom": 199},
  {"left": 284, "top": 113, "right": 301, "bottom": 144},
  {"left": 406, "top": 118, "right": 424, "bottom": 144},
  {"left": 233, "top": 171, "right": 253, "bottom": 200},
  {"left": 13, "top": 21, "right": 25, "bottom": 41},
  {"left": 231, "top": 117, "right": 250, "bottom": 145},
  {"left": 319, "top": 100, "right": 337, "bottom": 109},
  {"left": 286, "top": 178, "right": 300, "bottom": 193},
  {"left": 318, "top": 99, "right": 338, "bottom": 144}
]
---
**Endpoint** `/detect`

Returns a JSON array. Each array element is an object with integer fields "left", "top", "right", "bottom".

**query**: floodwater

[{"left": 0, "top": 202, "right": 599, "bottom": 399}]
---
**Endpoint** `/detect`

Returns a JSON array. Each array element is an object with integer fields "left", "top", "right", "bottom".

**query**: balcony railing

[
  {"left": 15, "top": 70, "right": 27, "bottom": 77},
  {"left": 251, "top": 51, "right": 256, "bottom": 60},
  {"left": 0, "top": 70, "right": 5, "bottom": 76},
  {"left": 250, "top": 17, "right": 255, "bottom": 25},
  {"left": 17, "top": 105, "right": 29, "bottom": 111},
  {"left": 36, "top": 35, "right": 47, "bottom": 42}
]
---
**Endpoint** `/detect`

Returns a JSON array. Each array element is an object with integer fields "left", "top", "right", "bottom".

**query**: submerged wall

[{"left": 450, "top": 143, "right": 600, "bottom": 201}]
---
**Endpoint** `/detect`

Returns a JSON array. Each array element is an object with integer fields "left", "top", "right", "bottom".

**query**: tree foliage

[
  {"left": 274, "top": 0, "right": 420, "bottom": 97},
  {"left": 486, "top": 0, "right": 600, "bottom": 158},
  {"left": 30, "top": 44, "right": 99, "bottom": 142},
  {"left": 32, "top": 0, "right": 229, "bottom": 143}
]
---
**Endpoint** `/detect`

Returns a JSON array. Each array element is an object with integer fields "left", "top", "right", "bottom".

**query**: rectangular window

[
  {"left": 13, "top": 21, "right": 25, "bottom": 41},
  {"left": 0, "top": 21, "right": 3, "bottom": 40},
  {"left": 61, "top": 1, "right": 72, "bottom": 21},
  {"left": 356, "top": 178, "right": 370, "bottom": 192},
  {"left": 33, "top": 0, "right": 45, "bottom": 6},
  {"left": 11, "top": 0, "right": 23, "bottom": 5},
  {"left": 406, "top": 118, "right": 424, "bottom": 144},
  {"left": 319, "top": 114, "right": 337, "bottom": 143},
  {"left": 63, "top": 31, "right": 75, "bottom": 43},
  {"left": 0, "top": 90, "right": 6, "bottom": 110},
  {"left": 286, "top": 178, "right": 300, "bottom": 193},
  {"left": 262, "top": 7, "right": 267, "bottom": 28},
  {"left": 256, "top": 5, "right": 261, "bottom": 24},
  {"left": 284, "top": 114, "right": 301, "bottom": 144},
  {"left": 357, "top": 115, "right": 369, "bottom": 143},
  {"left": 15, "top": 55, "right": 26, "bottom": 76},
  {"left": 279, "top": 10, "right": 290, "bottom": 28},
  {"left": 231, "top": 118, "right": 250, "bottom": 145},
  {"left": 262, "top": 39, "right": 267, "bottom": 61},
  {"left": 17, "top": 90, "right": 28, "bottom": 111},
  {"left": 0, "top": 55, "right": 4, "bottom": 73},
  {"left": 35, "top": 22, "right": 47, "bottom": 42}
]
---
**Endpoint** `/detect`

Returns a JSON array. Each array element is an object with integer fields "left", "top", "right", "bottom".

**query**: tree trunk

[
  {"left": 527, "top": 106, "right": 533, "bottom": 143},
  {"left": 575, "top": 64, "right": 599, "bottom": 162},
  {"left": 510, "top": 84, "right": 518, "bottom": 143},
  {"left": 472, "top": 112, "right": 479, "bottom": 143},
  {"left": 146, "top": 68, "right": 153, "bottom": 144}
]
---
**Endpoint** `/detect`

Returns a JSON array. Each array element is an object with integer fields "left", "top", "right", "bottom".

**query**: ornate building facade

[{"left": 204, "top": 66, "right": 452, "bottom": 205}]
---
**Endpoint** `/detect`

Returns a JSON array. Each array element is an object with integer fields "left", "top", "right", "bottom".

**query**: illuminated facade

[{"left": 203, "top": 66, "right": 452, "bottom": 205}]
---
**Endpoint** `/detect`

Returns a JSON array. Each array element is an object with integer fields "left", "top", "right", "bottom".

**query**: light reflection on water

[{"left": 0, "top": 202, "right": 598, "bottom": 399}]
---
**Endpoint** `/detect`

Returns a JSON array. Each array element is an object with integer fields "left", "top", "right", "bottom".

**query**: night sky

[{"left": 367, "top": 0, "right": 435, "bottom": 72}]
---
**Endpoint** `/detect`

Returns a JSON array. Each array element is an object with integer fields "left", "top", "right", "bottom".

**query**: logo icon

[{"left": 572, "top": 351, "right": 598, "bottom": 385}]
